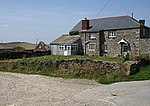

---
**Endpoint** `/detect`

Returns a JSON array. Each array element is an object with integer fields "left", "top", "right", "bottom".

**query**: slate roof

[
  {"left": 51, "top": 34, "right": 80, "bottom": 44},
  {"left": 70, "top": 15, "right": 141, "bottom": 32}
]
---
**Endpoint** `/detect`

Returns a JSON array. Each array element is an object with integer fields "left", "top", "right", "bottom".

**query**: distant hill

[{"left": 0, "top": 42, "right": 36, "bottom": 50}]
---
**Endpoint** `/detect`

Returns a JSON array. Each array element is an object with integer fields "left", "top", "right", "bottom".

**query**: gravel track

[{"left": 0, "top": 72, "right": 150, "bottom": 106}]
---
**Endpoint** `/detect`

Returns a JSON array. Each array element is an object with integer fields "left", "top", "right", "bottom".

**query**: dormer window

[
  {"left": 90, "top": 33, "right": 96, "bottom": 40},
  {"left": 108, "top": 31, "right": 116, "bottom": 38}
]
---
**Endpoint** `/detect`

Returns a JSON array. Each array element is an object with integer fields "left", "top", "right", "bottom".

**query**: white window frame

[
  {"left": 67, "top": 45, "right": 71, "bottom": 51},
  {"left": 72, "top": 44, "right": 78, "bottom": 51},
  {"left": 64, "top": 45, "right": 67, "bottom": 51},
  {"left": 59, "top": 45, "right": 64, "bottom": 51},
  {"left": 90, "top": 33, "right": 96, "bottom": 40},
  {"left": 108, "top": 31, "right": 116, "bottom": 38},
  {"left": 123, "top": 45, "right": 128, "bottom": 53},
  {"left": 59, "top": 45, "right": 71, "bottom": 51},
  {"left": 104, "top": 45, "right": 108, "bottom": 52},
  {"left": 89, "top": 43, "right": 96, "bottom": 51}
]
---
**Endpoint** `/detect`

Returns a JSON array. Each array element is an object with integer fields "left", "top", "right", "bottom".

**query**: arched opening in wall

[{"left": 118, "top": 39, "right": 131, "bottom": 56}]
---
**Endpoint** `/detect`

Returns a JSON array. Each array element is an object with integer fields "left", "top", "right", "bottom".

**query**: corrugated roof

[
  {"left": 51, "top": 34, "right": 80, "bottom": 44},
  {"left": 70, "top": 15, "right": 141, "bottom": 32}
]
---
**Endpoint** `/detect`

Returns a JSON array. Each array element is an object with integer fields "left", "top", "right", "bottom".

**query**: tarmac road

[{"left": 0, "top": 72, "right": 150, "bottom": 106}]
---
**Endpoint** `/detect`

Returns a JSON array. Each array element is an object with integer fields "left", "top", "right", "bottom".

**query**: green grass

[
  {"left": 10, "top": 55, "right": 122, "bottom": 62},
  {"left": 1, "top": 64, "right": 149, "bottom": 84},
  {"left": 128, "top": 65, "right": 150, "bottom": 81},
  {"left": 0, "top": 55, "right": 149, "bottom": 84}
]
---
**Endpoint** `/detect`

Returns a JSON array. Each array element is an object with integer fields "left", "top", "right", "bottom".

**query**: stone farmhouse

[{"left": 50, "top": 15, "right": 150, "bottom": 57}]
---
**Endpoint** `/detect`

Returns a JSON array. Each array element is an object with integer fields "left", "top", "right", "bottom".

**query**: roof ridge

[
  {"left": 89, "top": 15, "right": 129, "bottom": 20},
  {"left": 126, "top": 16, "right": 141, "bottom": 25}
]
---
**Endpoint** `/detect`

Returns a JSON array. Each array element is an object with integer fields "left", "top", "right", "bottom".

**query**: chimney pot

[
  {"left": 139, "top": 20, "right": 145, "bottom": 25},
  {"left": 82, "top": 18, "right": 89, "bottom": 30}
]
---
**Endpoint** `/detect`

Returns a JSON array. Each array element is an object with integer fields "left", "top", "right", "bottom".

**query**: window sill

[
  {"left": 104, "top": 50, "right": 108, "bottom": 52},
  {"left": 89, "top": 49, "right": 96, "bottom": 51},
  {"left": 109, "top": 36, "right": 116, "bottom": 38}
]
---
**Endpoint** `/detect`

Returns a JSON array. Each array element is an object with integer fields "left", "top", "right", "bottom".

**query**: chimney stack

[
  {"left": 82, "top": 18, "right": 89, "bottom": 30},
  {"left": 139, "top": 20, "right": 145, "bottom": 25}
]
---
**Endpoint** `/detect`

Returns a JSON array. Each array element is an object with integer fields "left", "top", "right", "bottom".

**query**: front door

[
  {"left": 64, "top": 45, "right": 71, "bottom": 56},
  {"left": 64, "top": 45, "right": 68, "bottom": 56},
  {"left": 121, "top": 43, "right": 128, "bottom": 56}
]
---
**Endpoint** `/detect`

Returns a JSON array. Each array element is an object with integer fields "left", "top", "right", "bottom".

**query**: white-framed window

[
  {"left": 89, "top": 43, "right": 96, "bottom": 51},
  {"left": 72, "top": 44, "right": 78, "bottom": 51},
  {"left": 64, "top": 45, "right": 71, "bottom": 51},
  {"left": 59, "top": 45, "right": 64, "bottom": 51},
  {"left": 104, "top": 45, "right": 108, "bottom": 52},
  {"left": 123, "top": 45, "right": 128, "bottom": 52},
  {"left": 89, "top": 33, "right": 96, "bottom": 39},
  {"left": 64, "top": 45, "right": 67, "bottom": 50},
  {"left": 108, "top": 31, "right": 116, "bottom": 38},
  {"left": 67, "top": 45, "right": 71, "bottom": 51}
]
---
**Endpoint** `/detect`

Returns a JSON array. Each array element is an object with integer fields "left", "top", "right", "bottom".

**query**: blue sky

[{"left": 0, "top": 0, "right": 150, "bottom": 44}]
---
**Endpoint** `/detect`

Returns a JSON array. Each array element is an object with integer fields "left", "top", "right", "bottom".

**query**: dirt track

[{"left": 0, "top": 72, "right": 150, "bottom": 106}]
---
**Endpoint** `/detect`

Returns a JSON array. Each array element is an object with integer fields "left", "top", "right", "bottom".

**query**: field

[{"left": 0, "top": 42, "right": 36, "bottom": 50}]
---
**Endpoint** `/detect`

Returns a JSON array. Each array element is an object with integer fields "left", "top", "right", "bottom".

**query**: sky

[{"left": 0, "top": 0, "right": 150, "bottom": 44}]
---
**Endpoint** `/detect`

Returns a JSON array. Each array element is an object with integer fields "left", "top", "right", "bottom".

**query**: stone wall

[
  {"left": 104, "top": 28, "right": 140, "bottom": 57},
  {"left": 1, "top": 58, "right": 148, "bottom": 76},
  {"left": 80, "top": 28, "right": 141, "bottom": 57},
  {"left": 57, "top": 59, "right": 121, "bottom": 73},
  {"left": 139, "top": 38, "right": 150, "bottom": 55},
  {"left": 80, "top": 32, "right": 100, "bottom": 56}
]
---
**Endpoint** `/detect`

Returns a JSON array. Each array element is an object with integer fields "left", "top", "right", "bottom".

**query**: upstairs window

[
  {"left": 89, "top": 43, "right": 96, "bottom": 51},
  {"left": 108, "top": 31, "right": 116, "bottom": 38},
  {"left": 89, "top": 33, "right": 96, "bottom": 40},
  {"left": 140, "top": 27, "right": 150, "bottom": 38}
]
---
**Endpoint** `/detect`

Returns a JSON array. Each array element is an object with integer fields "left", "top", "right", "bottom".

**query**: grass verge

[{"left": 0, "top": 55, "right": 149, "bottom": 84}]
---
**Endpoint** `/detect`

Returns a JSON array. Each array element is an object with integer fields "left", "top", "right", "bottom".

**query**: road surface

[{"left": 0, "top": 72, "right": 150, "bottom": 106}]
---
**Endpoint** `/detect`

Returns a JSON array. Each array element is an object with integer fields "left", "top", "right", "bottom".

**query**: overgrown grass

[
  {"left": 0, "top": 55, "right": 150, "bottom": 84},
  {"left": 1, "top": 63, "right": 150, "bottom": 84}
]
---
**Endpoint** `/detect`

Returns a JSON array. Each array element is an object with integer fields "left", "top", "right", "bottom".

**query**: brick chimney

[
  {"left": 139, "top": 20, "right": 145, "bottom": 25},
  {"left": 82, "top": 18, "right": 89, "bottom": 30}
]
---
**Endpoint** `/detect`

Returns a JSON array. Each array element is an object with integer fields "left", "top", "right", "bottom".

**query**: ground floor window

[
  {"left": 123, "top": 45, "right": 128, "bottom": 52},
  {"left": 59, "top": 45, "right": 71, "bottom": 51},
  {"left": 67, "top": 45, "right": 71, "bottom": 51},
  {"left": 104, "top": 45, "right": 108, "bottom": 52},
  {"left": 59, "top": 45, "right": 64, "bottom": 51},
  {"left": 72, "top": 44, "right": 78, "bottom": 51},
  {"left": 64, "top": 45, "right": 67, "bottom": 50},
  {"left": 89, "top": 43, "right": 96, "bottom": 51}
]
